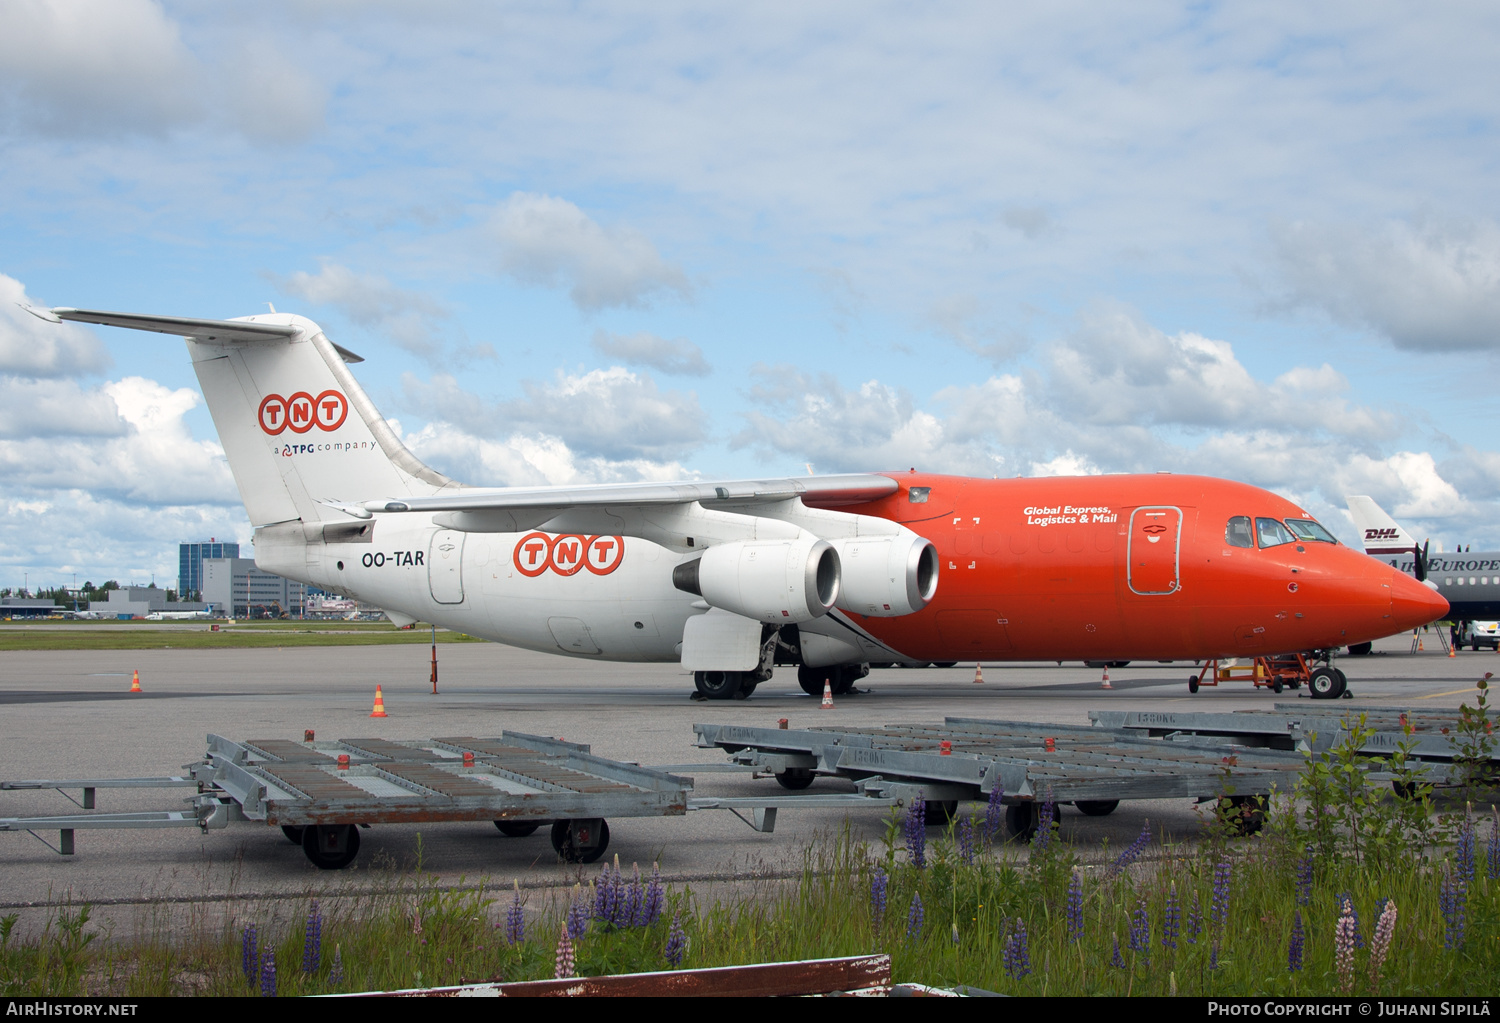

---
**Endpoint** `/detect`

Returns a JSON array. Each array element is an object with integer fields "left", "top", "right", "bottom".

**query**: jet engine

[
  {"left": 830, "top": 534, "right": 938, "bottom": 617},
  {"left": 673, "top": 537, "right": 840, "bottom": 623}
]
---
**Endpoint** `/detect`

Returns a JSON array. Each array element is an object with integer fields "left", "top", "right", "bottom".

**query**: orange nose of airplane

[{"left": 1389, "top": 569, "right": 1449, "bottom": 631}]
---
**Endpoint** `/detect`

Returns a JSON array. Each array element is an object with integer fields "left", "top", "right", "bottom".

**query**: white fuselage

[{"left": 257, "top": 515, "right": 700, "bottom": 662}]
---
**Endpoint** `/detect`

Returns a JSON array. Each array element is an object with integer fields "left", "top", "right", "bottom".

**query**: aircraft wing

[{"left": 355, "top": 474, "right": 899, "bottom": 516}]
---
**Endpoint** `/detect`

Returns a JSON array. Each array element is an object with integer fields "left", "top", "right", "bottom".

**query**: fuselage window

[
  {"left": 1225, "top": 516, "right": 1254, "bottom": 548},
  {"left": 908, "top": 487, "right": 930, "bottom": 504},
  {"left": 1256, "top": 517, "right": 1297, "bottom": 548},
  {"left": 1284, "top": 518, "right": 1338, "bottom": 544}
]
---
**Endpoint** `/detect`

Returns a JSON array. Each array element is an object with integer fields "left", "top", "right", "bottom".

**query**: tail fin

[
  {"left": 52, "top": 309, "right": 457, "bottom": 527},
  {"left": 1345, "top": 495, "right": 1416, "bottom": 555}
]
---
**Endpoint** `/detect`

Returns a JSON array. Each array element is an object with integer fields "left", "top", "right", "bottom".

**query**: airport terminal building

[
  {"left": 179, "top": 540, "right": 239, "bottom": 599},
  {"left": 202, "top": 557, "right": 305, "bottom": 618},
  {"left": 89, "top": 586, "right": 210, "bottom": 619}
]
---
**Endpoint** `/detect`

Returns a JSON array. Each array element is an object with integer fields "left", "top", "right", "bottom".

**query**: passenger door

[{"left": 1127, "top": 506, "right": 1182, "bottom": 595}]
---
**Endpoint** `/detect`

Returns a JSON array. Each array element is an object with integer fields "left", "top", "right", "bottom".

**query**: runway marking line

[{"left": 1420, "top": 687, "right": 1482, "bottom": 699}]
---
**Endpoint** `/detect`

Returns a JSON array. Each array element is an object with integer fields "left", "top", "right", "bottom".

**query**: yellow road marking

[{"left": 1420, "top": 687, "right": 1481, "bottom": 699}]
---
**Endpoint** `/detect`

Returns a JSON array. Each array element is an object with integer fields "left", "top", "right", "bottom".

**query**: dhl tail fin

[{"left": 1345, "top": 495, "right": 1417, "bottom": 555}]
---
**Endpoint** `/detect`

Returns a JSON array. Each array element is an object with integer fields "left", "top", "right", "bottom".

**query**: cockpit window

[
  {"left": 1225, "top": 515, "right": 1254, "bottom": 548},
  {"left": 1285, "top": 518, "right": 1338, "bottom": 544},
  {"left": 1256, "top": 517, "right": 1297, "bottom": 548}
]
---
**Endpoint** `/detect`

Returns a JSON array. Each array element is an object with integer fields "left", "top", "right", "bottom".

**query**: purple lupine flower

[
  {"left": 622, "top": 863, "right": 644, "bottom": 928},
  {"left": 505, "top": 882, "right": 525, "bottom": 945},
  {"left": 592, "top": 863, "right": 612, "bottom": 923},
  {"left": 643, "top": 863, "right": 665, "bottom": 925},
  {"left": 1128, "top": 898, "right": 1150, "bottom": 963},
  {"left": 983, "top": 783, "right": 1005, "bottom": 844},
  {"left": 328, "top": 944, "right": 344, "bottom": 987},
  {"left": 1186, "top": 890, "right": 1202, "bottom": 945},
  {"left": 302, "top": 899, "right": 322, "bottom": 974},
  {"left": 906, "top": 893, "right": 924, "bottom": 940},
  {"left": 905, "top": 798, "right": 927, "bottom": 868},
  {"left": 1440, "top": 863, "right": 1467, "bottom": 950},
  {"left": 567, "top": 887, "right": 590, "bottom": 941},
  {"left": 1287, "top": 910, "right": 1305, "bottom": 972},
  {"left": 1295, "top": 844, "right": 1314, "bottom": 906},
  {"left": 1456, "top": 808, "right": 1476, "bottom": 887},
  {"left": 1488, "top": 807, "right": 1500, "bottom": 881},
  {"left": 1030, "top": 800, "right": 1055, "bottom": 856},
  {"left": 1369, "top": 899, "right": 1397, "bottom": 990},
  {"left": 1162, "top": 882, "right": 1179, "bottom": 950},
  {"left": 1066, "top": 869, "right": 1084, "bottom": 944},
  {"left": 664, "top": 912, "right": 688, "bottom": 966},
  {"left": 554, "top": 926, "right": 575, "bottom": 979},
  {"left": 870, "top": 866, "right": 889, "bottom": 924},
  {"left": 1208, "top": 940, "right": 1220, "bottom": 971},
  {"left": 1335, "top": 897, "right": 1357, "bottom": 992},
  {"left": 1109, "top": 819, "right": 1151, "bottom": 875},
  {"left": 259, "top": 942, "right": 277, "bottom": 997},
  {"left": 241, "top": 925, "right": 259, "bottom": 987},
  {"left": 1110, "top": 934, "right": 1125, "bottom": 969},
  {"left": 1334, "top": 893, "right": 1364, "bottom": 948},
  {"left": 1210, "top": 860, "right": 1232, "bottom": 927},
  {"left": 1002, "top": 919, "right": 1032, "bottom": 979},
  {"left": 958, "top": 814, "right": 975, "bottom": 866}
]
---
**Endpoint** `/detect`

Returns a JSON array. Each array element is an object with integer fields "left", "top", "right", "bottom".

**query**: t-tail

[
  {"left": 40, "top": 308, "right": 458, "bottom": 588},
  {"left": 1345, "top": 494, "right": 1429, "bottom": 581}
]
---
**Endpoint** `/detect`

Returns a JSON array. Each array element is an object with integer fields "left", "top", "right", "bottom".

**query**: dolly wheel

[
  {"left": 301, "top": 824, "right": 361, "bottom": 870},
  {"left": 1075, "top": 800, "right": 1119, "bottom": 817},
  {"left": 1005, "top": 802, "right": 1039, "bottom": 842},
  {"left": 775, "top": 768, "right": 814, "bottom": 790},
  {"left": 550, "top": 818, "right": 610, "bottom": 863},
  {"left": 494, "top": 820, "right": 541, "bottom": 837},
  {"left": 280, "top": 825, "right": 304, "bottom": 845},
  {"left": 1188, "top": 675, "right": 1200, "bottom": 694}
]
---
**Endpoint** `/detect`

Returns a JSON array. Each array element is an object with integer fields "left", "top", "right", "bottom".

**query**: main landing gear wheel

[
  {"left": 550, "top": 818, "right": 610, "bottom": 863},
  {"left": 280, "top": 825, "right": 305, "bottom": 844},
  {"left": 1075, "top": 800, "right": 1119, "bottom": 817},
  {"left": 695, "top": 670, "right": 743, "bottom": 700},
  {"left": 301, "top": 824, "right": 361, "bottom": 870},
  {"left": 775, "top": 768, "right": 814, "bottom": 790},
  {"left": 799, "top": 664, "right": 862, "bottom": 696},
  {"left": 494, "top": 820, "right": 540, "bottom": 837},
  {"left": 1308, "top": 666, "right": 1346, "bottom": 700}
]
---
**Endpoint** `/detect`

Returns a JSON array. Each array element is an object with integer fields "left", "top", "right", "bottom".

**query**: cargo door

[
  {"left": 1127, "top": 506, "right": 1182, "bottom": 595},
  {"left": 428, "top": 529, "right": 465, "bottom": 603}
]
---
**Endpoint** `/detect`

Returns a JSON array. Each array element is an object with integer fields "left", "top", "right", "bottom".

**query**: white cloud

[
  {"left": 401, "top": 366, "right": 707, "bottom": 462},
  {"left": 273, "top": 261, "right": 481, "bottom": 363},
  {"left": 486, "top": 193, "right": 691, "bottom": 311},
  {"left": 0, "top": 275, "right": 112, "bottom": 377},
  {"left": 1268, "top": 218, "right": 1500, "bottom": 351},
  {"left": 0, "top": 0, "right": 324, "bottom": 142},
  {"left": 591, "top": 329, "right": 709, "bottom": 376},
  {"left": 400, "top": 420, "right": 696, "bottom": 491},
  {"left": 0, "top": 378, "right": 126, "bottom": 438}
]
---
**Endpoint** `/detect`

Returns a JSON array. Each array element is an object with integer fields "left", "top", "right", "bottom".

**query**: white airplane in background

[{"left": 1347, "top": 495, "right": 1500, "bottom": 625}]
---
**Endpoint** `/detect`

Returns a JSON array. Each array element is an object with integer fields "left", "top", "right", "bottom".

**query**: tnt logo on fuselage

[
  {"left": 513, "top": 532, "right": 626, "bottom": 577},
  {"left": 258, "top": 390, "right": 349, "bottom": 435},
  {"left": 1364, "top": 528, "right": 1399, "bottom": 540}
]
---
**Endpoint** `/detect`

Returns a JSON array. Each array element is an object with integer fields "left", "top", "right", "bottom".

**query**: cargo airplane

[
  {"left": 33, "top": 307, "right": 1447, "bottom": 700},
  {"left": 1347, "top": 495, "right": 1499, "bottom": 623}
]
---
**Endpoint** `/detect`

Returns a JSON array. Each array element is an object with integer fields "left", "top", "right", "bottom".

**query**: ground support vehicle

[{"left": 1187, "top": 653, "right": 1349, "bottom": 699}]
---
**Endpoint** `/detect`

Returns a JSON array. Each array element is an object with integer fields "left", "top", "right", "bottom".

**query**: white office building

[{"left": 202, "top": 558, "right": 306, "bottom": 618}]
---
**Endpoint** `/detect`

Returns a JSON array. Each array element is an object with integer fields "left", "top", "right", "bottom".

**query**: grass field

[{"left": 0, "top": 623, "right": 486, "bottom": 651}]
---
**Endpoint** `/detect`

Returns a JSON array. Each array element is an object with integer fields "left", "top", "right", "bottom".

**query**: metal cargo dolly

[
  {"left": 3, "top": 731, "right": 692, "bottom": 868},
  {"left": 1187, "top": 652, "right": 1348, "bottom": 698}
]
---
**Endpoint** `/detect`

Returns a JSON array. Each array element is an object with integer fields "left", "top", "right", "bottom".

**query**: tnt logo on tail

[{"left": 259, "top": 390, "right": 348, "bottom": 435}]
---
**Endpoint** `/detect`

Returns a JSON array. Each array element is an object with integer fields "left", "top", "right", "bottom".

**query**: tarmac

[{"left": 0, "top": 627, "right": 1487, "bottom": 940}]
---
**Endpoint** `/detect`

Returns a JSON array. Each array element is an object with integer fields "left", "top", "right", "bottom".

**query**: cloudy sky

[{"left": 4, "top": 1, "right": 1500, "bottom": 588}]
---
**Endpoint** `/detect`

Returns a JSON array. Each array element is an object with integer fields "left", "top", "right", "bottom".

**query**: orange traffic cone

[
  {"left": 129, "top": 669, "right": 142, "bottom": 693},
  {"left": 1418, "top": 637, "right": 1424, "bottom": 652},
  {"left": 370, "top": 684, "right": 388, "bottom": 718},
  {"left": 820, "top": 680, "right": 834, "bottom": 710},
  {"left": 973, "top": 664, "right": 984, "bottom": 684},
  {"left": 1449, "top": 644, "right": 1457, "bottom": 658},
  {"left": 1101, "top": 665, "right": 1112, "bottom": 690}
]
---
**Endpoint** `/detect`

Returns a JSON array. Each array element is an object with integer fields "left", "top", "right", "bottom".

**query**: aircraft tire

[
  {"left": 1347, "top": 642, "right": 1373, "bottom": 656},
  {"left": 1188, "top": 675, "right": 1200, "bottom": 694},
  {"left": 695, "top": 670, "right": 744, "bottom": 700},
  {"left": 932, "top": 661, "right": 958, "bottom": 668},
  {"left": 1308, "top": 667, "right": 1344, "bottom": 700},
  {"left": 796, "top": 665, "right": 826, "bottom": 696}
]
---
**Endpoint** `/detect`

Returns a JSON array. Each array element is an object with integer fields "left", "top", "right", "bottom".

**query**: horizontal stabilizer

[{"left": 49, "top": 307, "right": 365, "bottom": 361}]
